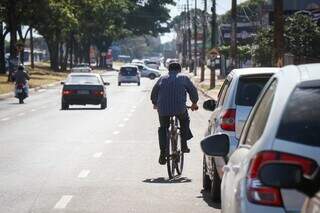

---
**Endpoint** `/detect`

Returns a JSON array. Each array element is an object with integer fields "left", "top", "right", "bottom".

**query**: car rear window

[
  {"left": 120, "top": 67, "right": 137, "bottom": 76},
  {"left": 277, "top": 85, "right": 320, "bottom": 147},
  {"left": 235, "top": 75, "right": 272, "bottom": 106},
  {"left": 67, "top": 76, "right": 99, "bottom": 84}
]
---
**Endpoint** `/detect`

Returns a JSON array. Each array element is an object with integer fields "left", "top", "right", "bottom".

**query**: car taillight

[
  {"left": 63, "top": 90, "right": 74, "bottom": 95},
  {"left": 93, "top": 90, "right": 104, "bottom": 96},
  {"left": 220, "top": 109, "right": 236, "bottom": 131},
  {"left": 246, "top": 151, "right": 318, "bottom": 207}
]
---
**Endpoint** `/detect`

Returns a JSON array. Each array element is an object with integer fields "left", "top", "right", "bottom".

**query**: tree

[{"left": 252, "top": 28, "right": 273, "bottom": 66}]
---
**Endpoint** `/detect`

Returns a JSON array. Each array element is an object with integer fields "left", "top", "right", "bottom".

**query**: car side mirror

[
  {"left": 200, "top": 134, "right": 230, "bottom": 157},
  {"left": 203, "top": 99, "right": 216, "bottom": 111},
  {"left": 60, "top": 81, "right": 65, "bottom": 85},
  {"left": 259, "top": 163, "right": 303, "bottom": 189}
]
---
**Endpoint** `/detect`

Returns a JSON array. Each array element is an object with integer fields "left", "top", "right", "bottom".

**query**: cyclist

[{"left": 151, "top": 62, "right": 199, "bottom": 165}]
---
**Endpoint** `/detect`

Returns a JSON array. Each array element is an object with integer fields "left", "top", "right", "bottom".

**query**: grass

[{"left": 0, "top": 63, "right": 68, "bottom": 95}]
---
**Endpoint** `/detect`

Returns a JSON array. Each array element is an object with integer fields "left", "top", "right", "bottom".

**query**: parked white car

[
  {"left": 201, "top": 63, "right": 320, "bottom": 213},
  {"left": 71, "top": 63, "right": 92, "bottom": 73},
  {"left": 132, "top": 63, "right": 161, "bottom": 79},
  {"left": 202, "top": 67, "right": 279, "bottom": 201}
]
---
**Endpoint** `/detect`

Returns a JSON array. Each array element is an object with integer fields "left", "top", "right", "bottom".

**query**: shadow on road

[
  {"left": 143, "top": 176, "right": 192, "bottom": 184},
  {"left": 196, "top": 189, "right": 221, "bottom": 209},
  {"left": 62, "top": 107, "right": 103, "bottom": 111}
]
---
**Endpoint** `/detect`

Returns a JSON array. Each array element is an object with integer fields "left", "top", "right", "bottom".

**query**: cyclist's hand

[
  {"left": 153, "top": 104, "right": 157, "bottom": 110},
  {"left": 191, "top": 103, "right": 199, "bottom": 111}
]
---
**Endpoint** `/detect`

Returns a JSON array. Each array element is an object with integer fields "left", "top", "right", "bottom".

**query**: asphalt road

[{"left": 0, "top": 71, "right": 221, "bottom": 213}]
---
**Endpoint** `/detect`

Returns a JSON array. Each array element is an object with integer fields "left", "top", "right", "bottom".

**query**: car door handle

[
  {"left": 232, "top": 165, "right": 240, "bottom": 173},
  {"left": 222, "top": 165, "right": 230, "bottom": 173}
]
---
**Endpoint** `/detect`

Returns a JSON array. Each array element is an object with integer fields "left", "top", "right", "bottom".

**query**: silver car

[
  {"left": 202, "top": 67, "right": 279, "bottom": 201},
  {"left": 201, "top": 63, "right": 320, "bottom": 213},
  {"left": 118, "top": 65, "right": 140, "bottom": 86},
  {"left": 132, "top": 63, "right": 161, "bottom": 79}
]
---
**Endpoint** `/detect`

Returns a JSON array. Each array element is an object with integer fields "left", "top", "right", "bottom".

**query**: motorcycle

[{"left": 15, "top": 83, "right": 28, "bottom": 104}]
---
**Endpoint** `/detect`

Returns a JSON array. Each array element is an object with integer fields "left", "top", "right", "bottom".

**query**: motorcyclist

[
  {"left": 151, "top": 62, "right": 199, "bottom": 165},
  {"left": 13, "top": 65, "right": 30, "bottom": 103}
]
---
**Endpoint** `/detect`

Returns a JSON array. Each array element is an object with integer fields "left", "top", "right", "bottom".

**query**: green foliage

[
  {"left": 252, "top": 27, "right": 273, "bottom": 66},
  {"left": 219, "top": 44, "right": 252, "bottom": 62}
]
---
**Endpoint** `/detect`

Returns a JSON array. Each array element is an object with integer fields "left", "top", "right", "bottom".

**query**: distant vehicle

[
  {"left": 165, "top": 58, "right": 178, "bottom": 67},
  {"left": 200, "top": 63, "right": 320, "bottom": 213},
  {"left": 131, "top": 59, "right": 143, "bottom": 64},
  {"left": 258, "top": 162, "right": 320, "bottom": 213},
  {"left": 71, "top": 63, "right": 92, "bottom": 73},
  {"left": 201, "top": 67, "right": 279, "bottom": 201},
  {"left": 132, "top": 63, "right": 161, "bottom": 79},
  {"left": 118, "top": 65, "right": 140, "bottom": 86},
  {"left": 106, "top": 49, "right": 113, "bottom": 69},
  {"left": 61, "top": 73, "right": 108, "bottom": 110},
  {"left": 144, "top": 60, "right": 160, "bottom": 70},
  {"left": 118, "top": 55, "right": 131, "bottom": 63}
]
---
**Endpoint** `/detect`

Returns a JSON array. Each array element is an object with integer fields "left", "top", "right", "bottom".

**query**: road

[{"left": 0, "top": 71, "right": 221, "bottom": 213}]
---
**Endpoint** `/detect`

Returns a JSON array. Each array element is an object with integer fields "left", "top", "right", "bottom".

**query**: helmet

[
  {"left": 18, "top": 64, "right": 24, "bottom": 71},
  {"left": 168, "top": 62, "right": 181, "bottom": 73}
]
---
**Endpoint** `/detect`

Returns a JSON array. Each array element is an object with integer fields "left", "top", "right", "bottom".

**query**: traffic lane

[
  {"left": 44, "top": 89, "right": 220, "bottom": 212},
  {"left": 0, "top": 75, "right": 155, "bottom": 212}
]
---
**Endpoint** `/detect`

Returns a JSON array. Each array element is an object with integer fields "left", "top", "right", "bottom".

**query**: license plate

[
  {"left": 77, "top": 90, "right": 89, "bottom": 95},
  {"left": 16, "top": 89, "right": 23, "bottom": 93}
]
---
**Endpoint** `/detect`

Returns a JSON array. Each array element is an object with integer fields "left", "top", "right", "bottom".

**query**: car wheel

[
  {"left": 149, "top": 73, "right": 156, "bottom": 80},
  {"left": 203, "top": 155, "right": 211, "bottom": 191},
  {"left": 61, "top": 101, "right": 69, "bottom": 110},
  {"left": 101, "top": 98, "right": 107, "bottom": 109},
  {"left": 118, "top": 82, "right": 121, "bottom": 86},
  {"left": 210, "top": 160, "right": 221, "bottom": 202}
]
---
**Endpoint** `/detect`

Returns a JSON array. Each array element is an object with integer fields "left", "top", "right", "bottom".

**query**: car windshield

[
  {"left": 235, "top": 75, "right": 272, "bottom": 106},
  {"left": 120, "top": 67, "right": 137, "bottom": 76},
  {"left": 277, "top": 86, "right": 320, "bottom": 147},
  {"left": 67, "top": 75, "right": 99, "bottom": 84}
]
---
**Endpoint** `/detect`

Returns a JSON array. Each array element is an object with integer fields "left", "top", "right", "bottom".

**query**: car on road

[
  {"left": 61, "top": 73, "right": 108, "bottom": 110},
  {"left": 118, "top": 65, "right": 140, "bottom": 86},
  {"left": 258, "top": 162, "right": 320, "bottom": 213},
  {"left": 202, "top": 67, "right": 279, "bottom": 201},
  {"left": 132, "top": 63, "right": 161, "bottom": 79},
  {"left": 201, "top": 63, "right": 320, "bottom": 213},
  {"left": 143, "top": 59, "right": 160, "bottom": 70},
  {"left": 71, "top": 63, "right": 92, "bottom": 73}
]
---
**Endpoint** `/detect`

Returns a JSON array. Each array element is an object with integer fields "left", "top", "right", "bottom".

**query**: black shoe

[
  {"left": 158, "top": 153, "right": 166, "bottom": 165},
  {"left": 181, "top": 145, "right": 190, "bottom": 153}
]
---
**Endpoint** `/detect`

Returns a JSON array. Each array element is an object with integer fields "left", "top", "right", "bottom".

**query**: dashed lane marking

[
  {"left": 113, "top": 131, "right": 120, "bottom": 135},
  {"left": 78, "top": 170, "right": 90, "bottom": 178},
  {"left": 31, "top": 109, "right": 37, "bottom": 112},
  {"left": 17, "top": 113, "right": 25, "bottom": 116},
  {"left": 123, "top": 118, "right": 129, "bottom": 122},
  {"left": 105, "top": 140, "right": 112, "bottom": 144},
  {"left": 1, "top": 117, "right": 10, "bottom": 121},
  {"left": 118, "top": 124, "right": 125, "bottom": 128},
  {"left": 54, "top": 195, "right": 73, "bottom": 209},
  {"left": 93, "top": 152, "right": 103, "bottom": 158}
]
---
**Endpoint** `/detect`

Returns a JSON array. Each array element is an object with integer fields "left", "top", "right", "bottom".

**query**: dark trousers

[{"left": 158, "top": 110, "right": 193, "bottom": 154}]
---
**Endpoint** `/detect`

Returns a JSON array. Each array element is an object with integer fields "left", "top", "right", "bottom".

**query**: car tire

[
  {"left": 61, "top": 101, "right": 69, "bottom": 110},
  {"left": 210, "top": 160, "right": 221, "bottom": 202},
  {"left": 149, "top": 73, "right": 156, "bottom": 80},
  {"left": 118, "top": 82, "right": 121, "bottom": 86},
  {"left": 138, "top": 82, "right": 140, "bottom": 86},
  {"left": 101, "top": 98, "right": 107, "bottom": 109},
  {"left": 203, "top": 155, "right": 211, "bottom": 191}
]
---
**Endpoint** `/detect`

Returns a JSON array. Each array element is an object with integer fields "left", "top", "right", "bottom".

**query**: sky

[{"left": 160, "top": 0, "right": 248, "bottom": 43}]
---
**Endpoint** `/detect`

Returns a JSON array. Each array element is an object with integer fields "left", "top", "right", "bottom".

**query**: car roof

[
  {"left": 68, "top": 73, "right": 100, "bottom": 77},
  {"left": 228, "top": 67, "right": 280, "bottom": 79},
  {"left": 122, "top": 64, "right": 139, "bottom": 68}
]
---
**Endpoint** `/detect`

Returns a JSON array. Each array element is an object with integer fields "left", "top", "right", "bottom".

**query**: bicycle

[{"left": 166, "top": 115, "right": 184, "bottom": 179}]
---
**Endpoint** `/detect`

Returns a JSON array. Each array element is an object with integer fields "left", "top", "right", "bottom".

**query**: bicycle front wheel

[{"left": 166, "top": 128, "right": 184, "bottom": 179}]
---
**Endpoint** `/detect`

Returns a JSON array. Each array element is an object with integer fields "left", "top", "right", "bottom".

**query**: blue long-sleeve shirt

[{"left": 151, "top": 71, "right": 199, "bottom": 116}]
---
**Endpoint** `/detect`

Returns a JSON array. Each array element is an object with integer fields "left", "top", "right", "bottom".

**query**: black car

[{"left": 61, "top": 73, "right": 108, "bottom": 110}]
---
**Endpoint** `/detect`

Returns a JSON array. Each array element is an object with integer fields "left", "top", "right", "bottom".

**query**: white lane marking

[
  {"left": 1, "top": 117, "right": 10, "bottom": 121},
  {"left": 31, "top": 109, "right": 37, "bottom": 112},
  {"left": 113, "top": 131, "right": 120, "bottom": 135},
  {"left": 17, "top": 113, "right": 25, "bottom": 116},
  {"left": 38, "top": 89, "right": 47, "bottom": 93},
  {"left": 123, "top": 118, "right": 129, "bottom": 122},
  {"left": 93, "top": 152, "right": 103, "bottom": 158},
  {"left": 130, "top": 109, "right": 135, "bottom": 113},
  {"left": 105, "top": 140, "right": 112, "bottom": 144},
  {"left": 78, "top": 170, "right": 90, "bottom": 178},
  {"left": 127, "top": 113, "right": 132, "bottom": 117},
  {"left": 118, "top": 124, "right": 125, "bottom": 128},
  {"left": 54, "top": 195, "right": 73, "bottom": 209},
  {"left": 132, "top": 106, "right": 137, "bottom": 109}
]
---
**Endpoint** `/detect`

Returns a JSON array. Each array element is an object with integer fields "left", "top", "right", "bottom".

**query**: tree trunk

[
  {"left": 30, "top": 28, "right": 34, "bottom": 69},
  {"left": 0, "top": 22, "right": 6, "bottom": 74},
  {"left": 8, "top": 0, "right": 18, "bottom": 81}
]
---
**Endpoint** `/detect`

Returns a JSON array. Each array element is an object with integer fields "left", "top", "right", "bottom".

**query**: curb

[
  {"left": 184, "top": 70, "right": 215, "bottom": 100},
  {"left": 0, "top": 81, "right": 61, "bottom": 100}
]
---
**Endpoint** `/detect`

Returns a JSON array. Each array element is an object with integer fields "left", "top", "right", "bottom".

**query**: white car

[
  {"left": 71, "top": 64, "right": 92, "bottom": 73},
  {"left": 132, "top": 63, "right": 161, "bottom": 79},
  {"left": 201, "top": 63, "right": 320, "bottom": 213},
  {"left": 118, "top": 65, "right": 140, "bottom": 86},
  {"left": 202, "top": 67, "right": 279, "bottom": 201}
]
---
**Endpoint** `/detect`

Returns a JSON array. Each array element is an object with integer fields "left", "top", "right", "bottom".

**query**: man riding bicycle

[{"left": 151, "top": 62, "right": 199, "bottom": 165}]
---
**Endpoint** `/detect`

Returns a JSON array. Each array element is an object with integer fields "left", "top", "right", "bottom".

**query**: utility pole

[
  {"left": 193, "top": 0, "right": 198, "bottom": 76},
  {"left": 230, "top": 0, "right": 237, "bottom": 69},
  {"left": 273, "top": 0, "right": 284, "bottom": 67},
  {"left": 187, "top": 0, "right": 192, "bottom": 73},
  {"left": 210, "top": 0, "right": 217, "bottom": 89},
  {"left": 30, "top": 28, "right": 34, "bottom": 69},
  {"left": 182, "top": 5, "right": 188, "bottom": 68},
  {"left": 200, "top": 0, "right": 207, "bottom": 82}
]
